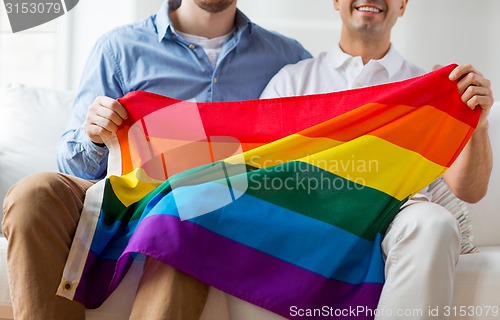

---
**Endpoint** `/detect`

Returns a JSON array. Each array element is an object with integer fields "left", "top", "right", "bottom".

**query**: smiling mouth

[{"left": 356, "top": 6, "right": 382, "bottom": 13}]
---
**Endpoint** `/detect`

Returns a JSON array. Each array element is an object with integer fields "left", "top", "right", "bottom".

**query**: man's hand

[
  {"left": 449, "top": 64, "right": 494, "bottom": 128},
  {"left": 443, "top": 64, "right": 494, "bottom": 203},
  {"left": 84, "top": 96, "right": 128, "bottom": 145}
]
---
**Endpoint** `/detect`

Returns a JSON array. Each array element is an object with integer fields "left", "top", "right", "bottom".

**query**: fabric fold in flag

[{"left": 57, "top": 64, "right": 480, "bottom": 319}]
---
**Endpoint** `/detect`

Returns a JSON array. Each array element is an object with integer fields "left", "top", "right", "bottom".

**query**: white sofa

[{"left": 0, "top": 84, "right": 499, "bottom": 320}]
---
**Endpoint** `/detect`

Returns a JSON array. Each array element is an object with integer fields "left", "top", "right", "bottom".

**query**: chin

[{"left": 195, "top": 0, "right": 235, "bottom": 13}]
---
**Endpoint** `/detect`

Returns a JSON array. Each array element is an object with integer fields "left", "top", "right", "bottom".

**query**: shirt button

[
  {"left": 354, "top": 82, "right": 362, "bottom": 88},
  {"left": 96, "top": 151, "right": 103, "bottom": 157},
  {"left": 213, "top": 77, "right": 218, "bottom": 84},
  {"left": 90, "top": 167, "right": 96, "bottom": 172},
  {"left": 188, "top": 44, "right": 196, "bottom": 49}
]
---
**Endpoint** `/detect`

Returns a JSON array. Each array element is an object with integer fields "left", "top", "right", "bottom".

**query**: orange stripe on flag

[{"left": 299, "top": 103, "right": 474, "bottom": 167}]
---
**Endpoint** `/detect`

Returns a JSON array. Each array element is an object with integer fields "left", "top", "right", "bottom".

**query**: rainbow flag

[{"left": 58, "top": 64, "right": 479, "bottom": 318}]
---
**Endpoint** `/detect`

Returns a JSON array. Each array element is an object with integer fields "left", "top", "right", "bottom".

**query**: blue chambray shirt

[{"left": 57, "top": 2, "right": 311, "bottom": 180}]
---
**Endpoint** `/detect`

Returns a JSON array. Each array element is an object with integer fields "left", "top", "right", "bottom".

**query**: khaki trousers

[{"left": 2, "top": 172, "right": 209, "bottom": 320}]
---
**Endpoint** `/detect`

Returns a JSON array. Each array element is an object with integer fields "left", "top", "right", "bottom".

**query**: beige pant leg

[
  {"left": 130, "top": 258, "right": 209, "bottom": 320},
  {"left": 376, "top": 202, "right": 461, "bottom": 320},
  {"left": 2, "top": 172, "right": 94, "bottom": 320}
]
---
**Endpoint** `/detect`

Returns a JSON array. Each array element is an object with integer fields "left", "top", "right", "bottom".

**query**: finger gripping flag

[{"left": 58, "top": 64, "right": 479, "bottom": 319}]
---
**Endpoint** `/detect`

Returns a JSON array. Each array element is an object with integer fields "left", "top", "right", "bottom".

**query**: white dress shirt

[{"left": 261, "top": 44, "right": 424, "bottom": 97}]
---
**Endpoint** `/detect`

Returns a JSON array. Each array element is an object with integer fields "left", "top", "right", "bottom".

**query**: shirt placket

[
  {"left": 169, "top": 31, "right": 214, "bottom": 101},
  {"left": 346, "top": 57, "right": 364, "bottom": 89},
  {"left": 210, "top": 35, "right": 239, "bottom": 101},
  {"left": 176, "top": 35, "right": 239, "bottom": 102}
]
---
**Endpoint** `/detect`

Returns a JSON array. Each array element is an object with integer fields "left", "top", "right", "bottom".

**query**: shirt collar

[
  {"left": 328, "top": 43, "right": 405, "bottom": 78},
  {"left": 155, "top": 1, "right": 252, "bottom": 43},
  {"left": 376, "top": 45, "right": 405, "bottom": 79},
  {"left": 328, "top": 44, "right": 355, "bottom": 69}
]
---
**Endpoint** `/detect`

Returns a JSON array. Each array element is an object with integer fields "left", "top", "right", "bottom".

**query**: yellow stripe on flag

[
  {"left": 225, "top": 134, "right": 344, "bottom": 168},
  {"left": 298, "top": 135, "right": 446, "bottom": 200},
  {"left": 109, "top": 168, "right": 162, "bottom": 207}
]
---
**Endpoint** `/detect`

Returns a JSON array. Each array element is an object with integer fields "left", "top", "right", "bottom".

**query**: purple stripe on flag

[
  {"left": 112, "top": 214, "right": 384, "bottom": 319},
  {"left": 73, "top": 252, "right": 133, "bottom": 308}
]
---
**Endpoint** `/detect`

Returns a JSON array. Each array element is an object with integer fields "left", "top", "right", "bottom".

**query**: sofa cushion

[
  {"left": 0, "top": 84, "right": 74, "bottom": 222},
  {"left": 453, "top": 246, "right": 500, "bottom": 320}
]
